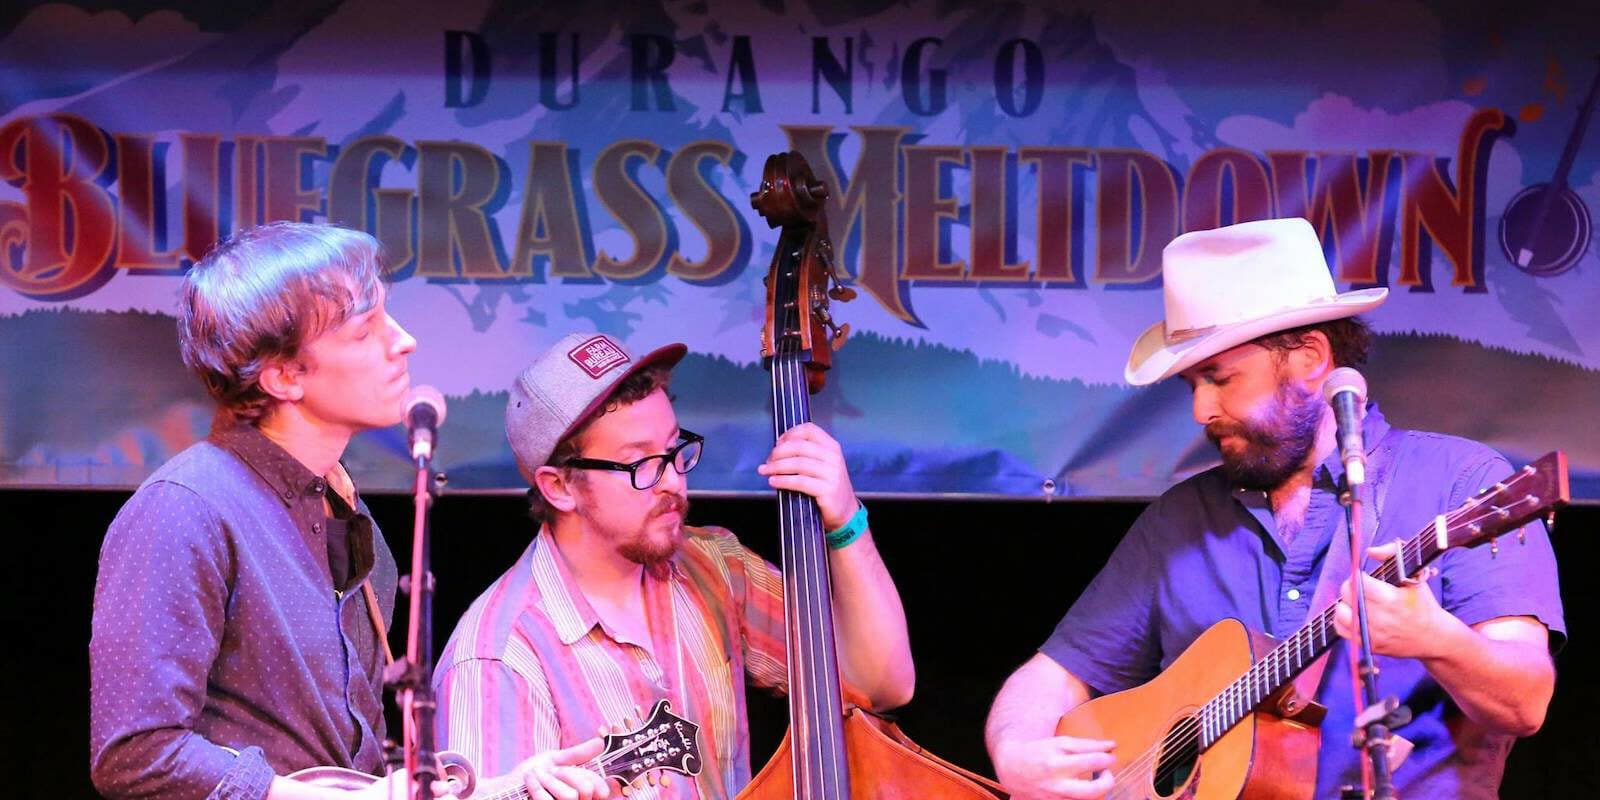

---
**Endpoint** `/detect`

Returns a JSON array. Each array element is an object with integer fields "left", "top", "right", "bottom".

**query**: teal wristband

[{"left": 825, "top": 502, "right": 869, "bottom": 550}]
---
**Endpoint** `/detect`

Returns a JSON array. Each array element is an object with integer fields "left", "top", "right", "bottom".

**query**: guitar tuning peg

[
  {"left": 660, "top": 773, "right": 672, "bottom": 787},
  {"left": 1489, "top": 537, "right": 1499, "bottom": 557},
  {"left": 1546, "top": 511, "right": 1557, "bottom": 531},
  {"left": 619, "top": 782, "right": 632, "bottom": 797},
  {"left": 646, "top": 772, "right": 659, "bottom": 787},
  {"left": 828, "top": 285, "right": 857, "bottom": 302},
  {"left": 1517, "top": 530, "right": 1527, "bottom": 545}
]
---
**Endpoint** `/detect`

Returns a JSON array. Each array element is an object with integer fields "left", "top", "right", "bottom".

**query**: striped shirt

[{"left": 434, "top": 526, "right": 788, "bottom": 799}]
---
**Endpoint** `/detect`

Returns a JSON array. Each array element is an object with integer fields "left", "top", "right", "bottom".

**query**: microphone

[
  {"left": 403, "top": 385, "right": 447, "bottom": 462},
  {"left": 1321, "top": 367, "right": 1367, "bottom": 485}
]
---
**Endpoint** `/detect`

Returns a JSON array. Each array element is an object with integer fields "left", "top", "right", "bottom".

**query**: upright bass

[{"left": 737, "top": 151, "right": 1007, "bottom": 800}]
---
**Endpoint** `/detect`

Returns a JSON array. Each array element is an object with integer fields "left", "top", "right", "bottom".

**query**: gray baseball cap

[{"left": 506, "top": 332, "right": 687, "bottom": 483}]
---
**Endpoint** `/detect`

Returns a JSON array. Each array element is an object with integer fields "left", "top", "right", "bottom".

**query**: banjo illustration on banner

[{"left": 1498, "top": 56, "right": 1598, "bottom": 277}]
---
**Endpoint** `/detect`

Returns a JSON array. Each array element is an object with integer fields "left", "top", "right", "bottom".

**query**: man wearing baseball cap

[
  {"left": 433, "top": 333, "right": 915, "bottom": 799},
  {"left": 985, "top": 218, "right": 1563, "bottom": 799}
]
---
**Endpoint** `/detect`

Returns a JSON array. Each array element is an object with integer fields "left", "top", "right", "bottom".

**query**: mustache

[
  {"left": 652, "top": 494, "right": 688, "bottom": 518},
  {"left": 1205, "top": 420, "right": 1250, "bottom": 444}
]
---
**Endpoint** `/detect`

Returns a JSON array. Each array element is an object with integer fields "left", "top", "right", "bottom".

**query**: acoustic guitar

[
  {"left": 1056, "top": 452, "right": 1569, "bottom": 800},
  {"left": 287, "top": 698, "right": 702, "bottom": 797}
]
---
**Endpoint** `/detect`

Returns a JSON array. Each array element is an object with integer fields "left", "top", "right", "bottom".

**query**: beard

[
  {"left": 1205, "top": 377, "right": 1324, "bottom": 492},
  {"left": 615, "top": 492, "right": 689, "bottom": 567}
]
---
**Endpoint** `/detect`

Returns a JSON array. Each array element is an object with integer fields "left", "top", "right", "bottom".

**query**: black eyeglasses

[{"left": 563, "top": 430, "right": 704, "bottom": 490}]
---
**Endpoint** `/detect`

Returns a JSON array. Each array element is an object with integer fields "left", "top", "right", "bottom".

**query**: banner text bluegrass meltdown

[{"left": 1, "top": 106, "right": 1501, "bottom": 324}]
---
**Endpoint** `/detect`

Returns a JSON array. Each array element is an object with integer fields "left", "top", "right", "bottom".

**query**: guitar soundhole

[{"left": 1152, "top": 715, "right": 1200, "bottom": 797}]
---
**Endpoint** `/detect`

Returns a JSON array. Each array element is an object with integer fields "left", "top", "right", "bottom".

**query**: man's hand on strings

[{"left": 1334, "top": 542, "right": 1450, "bottom": 659}]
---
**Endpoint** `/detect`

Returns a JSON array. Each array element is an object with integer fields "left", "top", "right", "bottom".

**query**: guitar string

[
  {"left": 1119, "top": 488, "right": 1536, "bottom": 795},
  {"left": 1118, "top": 489, "right": 1523, "bottom": 794},
  {"left": 1104, "top": 486, "right": 1533, "bottom": 796}
]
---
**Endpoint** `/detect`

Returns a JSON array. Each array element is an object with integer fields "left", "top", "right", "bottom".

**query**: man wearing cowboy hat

[
  {"left": 431, "top": 333, "right": 916, "bottom": 799},
  {"left": 984, "top": 218, "right": 1563, "bottom": 799}
]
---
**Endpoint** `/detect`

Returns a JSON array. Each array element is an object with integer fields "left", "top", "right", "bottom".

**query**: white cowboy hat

[{"left": 1124, "top": 217, "right": 1387, "bottom": 386}]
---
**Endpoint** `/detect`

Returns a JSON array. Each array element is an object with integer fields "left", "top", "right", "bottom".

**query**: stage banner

[{"left": 3, "top": 1, "right": 1597, "bottom": 498}]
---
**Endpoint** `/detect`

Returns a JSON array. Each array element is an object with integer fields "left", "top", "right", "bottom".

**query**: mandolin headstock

[{"left": 598, "top": 699, "right": 703, "bottom": 787}]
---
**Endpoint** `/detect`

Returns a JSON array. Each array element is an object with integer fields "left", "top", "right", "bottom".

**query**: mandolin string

[
  {"left": 1108, "top": 490, "right": 1529, "bottom": 794},
  {"left": 591, "top": 730, "right": 680, "bottom": 768},
  {"left": 483, "top": 730, "right": 692, "bottom": 800}
]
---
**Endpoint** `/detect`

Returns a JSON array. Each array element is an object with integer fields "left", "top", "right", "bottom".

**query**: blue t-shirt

[{"left": 1042, "top": 405, "right": 1565, "bottom": 799}]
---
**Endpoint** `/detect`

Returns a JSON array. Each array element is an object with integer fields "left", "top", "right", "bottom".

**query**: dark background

[{"left": 10, "top": 490, "right": 1595, "bottom": 798}]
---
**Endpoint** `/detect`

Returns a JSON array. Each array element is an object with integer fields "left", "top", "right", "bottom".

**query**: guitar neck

[{"left": 1195, "top": 468, "right": 1554, "bottom": 749}]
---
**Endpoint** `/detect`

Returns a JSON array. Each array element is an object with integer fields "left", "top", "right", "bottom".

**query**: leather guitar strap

[{"left": 326, "top": 462, "right": 396, "bottom": 667}]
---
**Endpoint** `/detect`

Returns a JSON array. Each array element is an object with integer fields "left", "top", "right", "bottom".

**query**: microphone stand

[
  {"left": 1338, "top": 470, "right": 1407, "bottom": 800},
  {"left": 386, "top": 450, "right": 444, "bottom": 800}
]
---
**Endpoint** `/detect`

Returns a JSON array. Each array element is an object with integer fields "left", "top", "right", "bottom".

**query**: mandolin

[
  {"left": 288, "top": 699, "right": 702, "bottom": 797},
  {"left": 1056, "top": 452, "right": 1569, "bottom": 799},
  {"left": 736, "top": 151, "right": 1007, "bottom": 800}
]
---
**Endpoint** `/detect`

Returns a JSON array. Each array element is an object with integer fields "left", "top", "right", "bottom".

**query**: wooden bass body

[
  {"left": 1056, "top": 619, "right": 1319, "bottom": 800},
  {"left": 742, "top": 704, "right": 1007, "bottom": 799}
]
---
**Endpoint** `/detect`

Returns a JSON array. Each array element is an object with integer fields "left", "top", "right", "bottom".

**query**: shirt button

[{"left": 1287, "top": 588, "right": 1302, "bottom": 601}]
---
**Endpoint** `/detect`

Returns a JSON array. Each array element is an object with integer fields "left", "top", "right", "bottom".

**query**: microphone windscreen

[
  {"left": 1322, "top": 367, "right": 1367, "bottom": 405},
  {"left": 402, "top": 385, "right": 447, "bottom": 427}
]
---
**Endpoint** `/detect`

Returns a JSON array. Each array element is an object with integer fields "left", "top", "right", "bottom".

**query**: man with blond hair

[{"left": 89, "top": 223, "right": 593, "bottom": 800}]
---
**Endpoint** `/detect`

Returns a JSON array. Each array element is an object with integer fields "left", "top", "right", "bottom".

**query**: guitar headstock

[
  {"left": 598, "top": 699, "right": 703, "bottom": 787},
  {"left": 750, "top": 151, "right": 854, "bottom": 394},
  {"left": 1440, "top": 451, "right": 1569, "bottom": 553}
]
